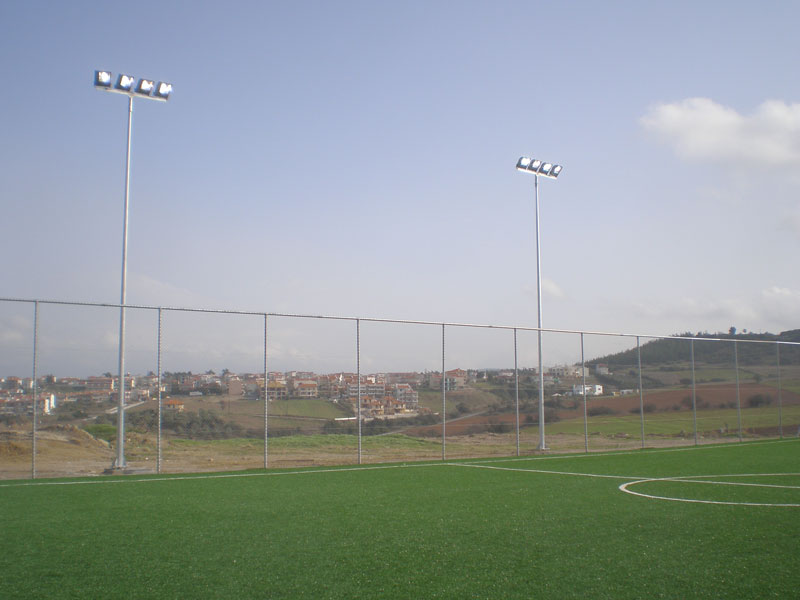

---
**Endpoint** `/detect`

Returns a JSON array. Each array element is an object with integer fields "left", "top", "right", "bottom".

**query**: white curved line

[{"left": 619, "top": 474, "right": 800, "bottom": 507}]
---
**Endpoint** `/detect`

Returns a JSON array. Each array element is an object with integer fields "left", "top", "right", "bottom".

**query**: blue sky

[{"left": 2, "top": 1, "right": 799, "bottom": 375}]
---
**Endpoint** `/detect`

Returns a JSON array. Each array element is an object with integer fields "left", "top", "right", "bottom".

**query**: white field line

[
  {"left": 2, "top": 438, "right": 797, "bottom": 490},
  {"left": 619, "top": 474, "right": 800, "bottom": 508},
  {"left": 653, "top": 474, "right": 800, "bottom": 490},
  {"left": 0, "top": 462, "right": 446, "bottom": 488},
  {"left": 459, "top": 437, "right": 797, "bottom": 467},
  {"left": 450, "top": 463, "right": 641, "bottom": 480},
  {"left": 451, "top": 463, "right": 800, "bottom": 489},
  {"left": 454, "top": 464, "right": 800, "bottom": 508}
]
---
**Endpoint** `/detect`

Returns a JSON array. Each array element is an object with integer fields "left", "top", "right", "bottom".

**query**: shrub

[
  {"left": 627, "top": 404, "right": 656, "bottom": 414},
  {"left": 747, "top": 394, "right": 773, "bottom": 408},
  {"left": 83, "top": 423, "right": 116, "bottom": 442},
  {"left": 488, "top": 421, "right": 512, "bottom": 434},
  {"left": 587, "top": 406, "right": 616, "bottom": 417}
]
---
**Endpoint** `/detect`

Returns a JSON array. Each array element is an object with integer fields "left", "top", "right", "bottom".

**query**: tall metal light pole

[
  {"left": 516, "top": 156, "right": 562, "bottom": 450},
  {"left": 94, "top": 70, "right": 172, "bottom": 469}
]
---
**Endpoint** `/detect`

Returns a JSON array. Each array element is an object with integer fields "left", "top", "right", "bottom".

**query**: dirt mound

[
  {"left": 0, "top": 425, "right": 114, "bottom": 479},
  {"left": 0, "top": 431, "right": 29, "bottom": 457},
  {"left": 32, "top": 424, "right": 111, "bottom": 447}
]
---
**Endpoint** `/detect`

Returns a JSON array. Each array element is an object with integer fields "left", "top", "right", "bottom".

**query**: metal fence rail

[{"left": 2, "top": 296, "right": 799, "bottom": 479}]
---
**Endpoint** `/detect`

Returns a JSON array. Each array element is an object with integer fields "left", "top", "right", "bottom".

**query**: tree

[{"left": 729, "top": 326, "right": 737, "bottom": 336}]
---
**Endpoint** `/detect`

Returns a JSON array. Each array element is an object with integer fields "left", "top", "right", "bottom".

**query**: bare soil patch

[
  {"left": 589, "top": 383, "right": 799, "bottom": 413},
  {"left": 0, "top": 425, "right": 114, "bottom": 479}
]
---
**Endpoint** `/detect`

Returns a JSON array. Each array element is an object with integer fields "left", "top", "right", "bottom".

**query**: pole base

[
  {"left": 102, "top": 466, "right": 150, "bottom": 475},
  {"left": 103, "top": 466, "right": 128, "bottom": 475}
]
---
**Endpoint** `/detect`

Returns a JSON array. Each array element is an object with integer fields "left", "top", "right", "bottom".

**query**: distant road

[
  {"left": 375, "top": 410, "right": 487, "bottom": 436},
  {"left": 104, "top": 401, "right": 146, "bottom": 414}
]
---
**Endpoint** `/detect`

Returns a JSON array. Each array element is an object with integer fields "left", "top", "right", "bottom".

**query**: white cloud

[
  {"left": 542, "top": 279, "right": 565, "bottom": 299},
  {"left": 781, "top": 207, "right": 800, "bottom": 235},
  {"left": 522, "top": 279, "right": 565, "bottom": 300},
  {"left": 641, "top": 98, "right": 800, "bottom": 168},
  {"left": 631, "top": 296, "right": 757, "bottom": 325},
  {"left": 627, "top": 287, "right": 800, "bottom": 334},
  {"left": 0, "top": 314, "right": 29, "bottom": 345},
  {"left": 760, "top": 287, "right": 800, "bottom": 329},
  {"left": 127, "top": 274, "right": 218, "bottom": 309}
]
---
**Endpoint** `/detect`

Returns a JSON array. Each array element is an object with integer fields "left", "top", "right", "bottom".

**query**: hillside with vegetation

[{"left": 586, "top": 329, "right": 800, "bottom": 368}]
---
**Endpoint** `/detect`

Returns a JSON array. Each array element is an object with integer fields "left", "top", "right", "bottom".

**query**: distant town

[{"left": 0, "top": 364, "right": 614, "bottom": 422}]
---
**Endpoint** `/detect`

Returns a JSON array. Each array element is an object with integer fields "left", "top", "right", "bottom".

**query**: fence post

[
  {"left": 690, "top": 338, "right": 697, "bottom": 446},
  {"left": 734, "top": 340, "right": 742, "bottom": 442},
  {"left": 356, "top": 319, "right": 362, "bottom": 464},
  {"left": 514, "top": 328, "right": 520, "bottom": 457},
  {"left": 442, "top": 324, "right": 446, "bottom": 461},
  {"left": 776, "top": 342, "right": 783, "bottom": 439},
  {"left": 264, "top": 313, "right": 269, "bottom": 469},
  {"left": 31, "top": 301, "right": 39, "bottom": 480},
  {"left": 581, "top": 333, "right": 588, "bottom": 453},
  {"left": 637, "top": 337, "right": 645, "bottom": 449},
  {"left": 157, "top": 308, "right": 163, "bottom": 473}
]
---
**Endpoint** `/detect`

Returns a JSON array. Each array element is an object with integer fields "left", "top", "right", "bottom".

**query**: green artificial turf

[{"left": 1, "top": 440, "right": 798, "bottom": 599}]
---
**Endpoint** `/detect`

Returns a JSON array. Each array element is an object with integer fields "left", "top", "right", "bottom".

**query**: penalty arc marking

[{"left": 619, "top": 473, "right": 800, "bottom": 507}]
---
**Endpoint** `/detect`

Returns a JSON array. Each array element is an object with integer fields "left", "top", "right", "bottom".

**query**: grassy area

[
  {"left": 1, "top": 440, "right": 798, "bottom": 598},
  {"left": 417, "top": 386, "right": 501, "bottom": 416},
  {"left": 781, "top": 380, "right": 800, "bottom": 395},
  {"left": 269, "top": 397, "right": 351, "bottom": 419},
  {"left": 166, "top": 433, "right": 441, "bottom": 451},
  {"left": 638, "top": 365, "right": 800, "bottom": 388},
  {"left": 640, "top": 366, "right": 741, "bottom": 385}
]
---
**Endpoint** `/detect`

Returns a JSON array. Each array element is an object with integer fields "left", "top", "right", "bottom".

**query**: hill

[{"left": 587, "top": 329, "right": 800, "bottom": 367}]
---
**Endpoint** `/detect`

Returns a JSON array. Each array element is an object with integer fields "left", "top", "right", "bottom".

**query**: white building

[{"left": 572, "top": 384, "right": 603, "bottom": 396}]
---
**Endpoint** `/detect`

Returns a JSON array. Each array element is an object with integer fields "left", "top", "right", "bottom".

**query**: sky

[{"left": 2, "top": 1, "right": 799, "bottom": 376}]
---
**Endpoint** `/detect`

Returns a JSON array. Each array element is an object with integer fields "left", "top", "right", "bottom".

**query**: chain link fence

[{"left": 2, "top": 297, "right": 799, "bottom": 479}]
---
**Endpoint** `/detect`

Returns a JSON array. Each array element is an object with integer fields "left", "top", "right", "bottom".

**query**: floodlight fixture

[
  {"left": 516, "top": 156, "right": 563, "bottom": 179},
  {"left": 153, "top": 81, "right": 173, "bottom": 101},
  {"left": 135, "top": 78, "right": 155, "bottom": 96},
  {"left": 515, "top": 154, "right": 564, "bottom": 451},
  {"left": 94, "top": 70, "right": 173, "bottom": 102},
  {"left": 94, "top": 70, "right": 112, "bottom": 89},
  {"left": 115, "top": 74, "right": 135, "bottom": 92}
]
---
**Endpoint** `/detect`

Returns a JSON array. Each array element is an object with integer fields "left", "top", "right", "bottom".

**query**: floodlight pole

[
  {"left": 115, "top": 95, "right": 133, "bottom": 469},
  {"left": 516, "top": 156, "right": 561, "bottom": 451},
  {"left": 533, "top": 174, "right": 546, "bottom": 450},
  {"left": 96, "top": 70, "right": 172, "bottom": 471}
]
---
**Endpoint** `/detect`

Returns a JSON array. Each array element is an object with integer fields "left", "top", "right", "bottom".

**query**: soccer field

[{"left": 1, "top": 439, "right": 798, "bottom": 599}]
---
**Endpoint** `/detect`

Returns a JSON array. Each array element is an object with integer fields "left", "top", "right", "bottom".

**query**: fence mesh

[{"left": 1, "top": 297, "right": 798, "bottom": 479}]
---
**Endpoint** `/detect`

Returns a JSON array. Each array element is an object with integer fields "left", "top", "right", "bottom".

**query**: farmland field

[{"left": 1, "top": 439, "right": 798, "bottom": 598}]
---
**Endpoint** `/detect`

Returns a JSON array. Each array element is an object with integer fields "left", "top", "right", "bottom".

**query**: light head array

[
  {"left": 94, "top": 70, "right": 172, "bottom": 101},
  {"left": 516, "top": 156, "right": 562, "bottom": 179}
]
